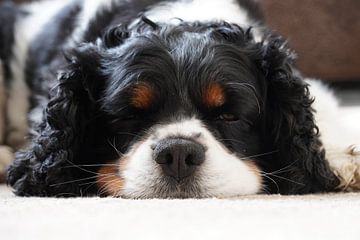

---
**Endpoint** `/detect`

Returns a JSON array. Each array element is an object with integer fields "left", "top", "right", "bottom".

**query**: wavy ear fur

[
  {"left": 261, "top": 37, "right": 339, "bottom": 194},
  {"left": 7, "top": 45, "right": 105, "bottom": 196}
]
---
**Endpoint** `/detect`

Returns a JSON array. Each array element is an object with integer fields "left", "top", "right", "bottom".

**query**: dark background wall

[{"left": 262, "top": 0, "right": 360, "bottom": 81}]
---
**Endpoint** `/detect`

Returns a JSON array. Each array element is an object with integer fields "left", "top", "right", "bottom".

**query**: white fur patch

[
  {"left": 121, "top": 118, "right": 261, "bottom": 198},
  {"left": 145, "top": 0, "right": 251, "bottom": 25},
  {"left": 140, "top": 0, "right": 263, "bottom": 41},
  {"left": 307, "top": 79, "right": 360, "bottom": 190},
  {"left": 66, "top": 0, "right": 117, "bottom": 46}
]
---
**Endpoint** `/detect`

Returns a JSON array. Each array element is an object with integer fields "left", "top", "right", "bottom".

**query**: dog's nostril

[
  {"left": 152, "top": 138, "right": 205, "bottom": 181},
  {"left": 185, "top": 154, "right": 194, "bottom": 165},
  {"left": 165, "top": 153, "right": 173, "bottom": 164}
]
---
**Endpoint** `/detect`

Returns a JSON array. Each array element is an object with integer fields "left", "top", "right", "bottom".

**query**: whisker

[
  {"left": 227, "top": 82, "right": 262, "bottom": 114},
  {"left": 238, "top": 150, "right": 279, "bottom": 160},
  {"left": 82, "top": 174, "right": 118, "bottom": 193},
  {"left": 109, "top": 138, "right": 123, "bottom": 157},
  {"left": 259, "top": 159, "right": 303, "bottom": 192},
  {"left": 50, "top": 172, "right": 119, "bottom": 187},
  {"left": 261, "top": 184, "right": 271, "bottom": 194},
  {"left": 113, "top": 137, "right": 124, "bottom": 155},
  {"left": 107, "top": 137, "right": 124, "bottom": 157},
  {"left": 65, "top": 159, "right": 106, "bottom": 176},
  {"left": 78, "top": 175, "right": 115, "bottom": 187},
  {"left": 261, "top": 174, "right": 280, "bottom": 193},
  {"left": 79, "top": 181, "right": 96, "bottom": 187},
  {"left": 218, "top": 138, "right": 245, "bottom": 145},
  {"left": 49, "top": 175, "right": 101, "bottom": 187},
  {"left": 60, "top": 163, "right": 119, "bottom": 169},
  {"left": 53, "top": 192, "right": 79, "bottom": 198},
  {"left": 266, "top": 160, "right": 300, "bottom": 175},
  {"left": 117, "top": 132, "right": 142, "bottom": 138},
  {"left": 263, "top": 173, "right": 305, "bottom": 186},
  {"left": 97, "top": 177, "right": 121, "bottom": 196},
  {"left": 258, "top": 159, "right": 304, "bottom": 190}
]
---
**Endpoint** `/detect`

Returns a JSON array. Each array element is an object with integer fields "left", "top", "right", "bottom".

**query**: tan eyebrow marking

[
  {"left": 131, "top": 82, "right": 154, "bottom": 109},
  {"left": 204, "top": 83, "right": 226, "bottom": 107}
]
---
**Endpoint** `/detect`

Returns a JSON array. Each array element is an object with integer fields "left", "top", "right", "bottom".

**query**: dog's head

[{"left": 8, "top": 19, "right": 339, "bottom": 197}]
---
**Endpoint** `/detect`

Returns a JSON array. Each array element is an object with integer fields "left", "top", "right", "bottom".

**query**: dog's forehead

[{"left": 105, "top": 24, "right": 261, "bottom": 114}]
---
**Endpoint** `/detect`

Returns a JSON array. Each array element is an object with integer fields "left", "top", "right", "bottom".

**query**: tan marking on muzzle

[{"left": 96, "top": 159, "right": 128, "bottom": 197}]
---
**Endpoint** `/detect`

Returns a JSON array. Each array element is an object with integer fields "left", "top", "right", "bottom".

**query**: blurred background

[
  {"left": 261, "top": 0, "right": 360, "bottom": 106},
  {"left": 2, "top": 0, "right": 360, "bottom": 105}
]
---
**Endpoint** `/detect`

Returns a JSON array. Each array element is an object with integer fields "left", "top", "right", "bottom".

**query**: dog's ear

[
  {"left": 7, "top": 44, "right": 105, "bottom": 196},
  {"left": 260, "top": 36, "right": 339, "bottom": 194}
]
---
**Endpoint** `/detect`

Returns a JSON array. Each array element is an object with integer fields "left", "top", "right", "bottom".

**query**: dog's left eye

[
  {"left": 120, "top": 114, "right": 137, "bottom": 121},
  {"left": 217, "top": 113, "right": 239, "bottom": 122}
]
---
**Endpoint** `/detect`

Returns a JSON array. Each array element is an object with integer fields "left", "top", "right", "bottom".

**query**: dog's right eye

[
  {"left": 217, "top": 113, "right": 239, "bottom": 122},
  {"left": 121, "top": 114, "right": 136, "bottom": 121}
]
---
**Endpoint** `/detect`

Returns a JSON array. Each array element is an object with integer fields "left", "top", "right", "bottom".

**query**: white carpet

[{"left": 1, "top": 185, "right": 360, "bottom": 240}]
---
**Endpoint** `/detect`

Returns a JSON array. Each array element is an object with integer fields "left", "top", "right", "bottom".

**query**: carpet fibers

[{"left": 1, "top": 185, "right": 360, "bottom": 240}]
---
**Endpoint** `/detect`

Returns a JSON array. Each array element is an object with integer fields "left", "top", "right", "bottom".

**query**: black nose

[{"left": 153, "top": 138, "right": 206, "bottom": 181}]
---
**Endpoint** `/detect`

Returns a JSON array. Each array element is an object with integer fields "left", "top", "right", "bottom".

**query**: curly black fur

[{"left": 260, "top": 37, "right": 339, "bottom": 193}]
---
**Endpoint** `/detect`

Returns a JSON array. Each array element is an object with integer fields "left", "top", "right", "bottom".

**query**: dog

[{"left": 0, "top": 0, "right": 359, "bottom": 198}]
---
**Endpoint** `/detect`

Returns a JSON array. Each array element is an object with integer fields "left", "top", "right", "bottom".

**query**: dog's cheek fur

[
  {"left": 96, "top": 160, "right": 127, "bottom": 197},
  {"left": 261, "top": 37, "right": 340, "bottom": 194}
]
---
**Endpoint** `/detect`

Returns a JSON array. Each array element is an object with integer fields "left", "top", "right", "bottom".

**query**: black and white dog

[{"left": 0, "top": 0, "right": 359, "bottom": 198}]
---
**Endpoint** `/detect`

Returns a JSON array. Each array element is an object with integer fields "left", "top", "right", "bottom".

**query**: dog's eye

[
  {"left": 121, "top": 114, "right": 136, "bottom": 121},
  {"left": 217, "top": 113, "right": 239, "bottom": 122}
]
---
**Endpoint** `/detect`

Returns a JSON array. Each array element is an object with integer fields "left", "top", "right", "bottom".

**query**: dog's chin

[
  {"left": 117, "top": 160, "right": 262, "bottom": 199},
  {"left": 119, "top": 165, "right": 262, "bottom": 199},
  {"left": 120, "top": 177, "right": 261, "bottom": 199},
  {"left": 121, "top": 175, "right": 208, "bottom": 199},
  {"left": 97, "top": 162, "right": 261, "bottom": 199}
]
